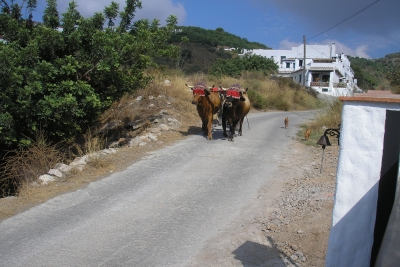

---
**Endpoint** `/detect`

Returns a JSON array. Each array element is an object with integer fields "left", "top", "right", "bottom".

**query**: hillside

[
  {"left": 159, "top": 26, "right": 271, "bottom": 74},
  {"left": 338, "top": 53, "right": 400, "bottom": 91},
  {"left": 169, "top": 26, "right": 270, "bottom": 50}
]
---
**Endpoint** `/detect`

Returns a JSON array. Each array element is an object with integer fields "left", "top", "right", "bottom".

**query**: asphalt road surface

[{"left": 0, "top": 111, "right": 315, "bottom": 267}]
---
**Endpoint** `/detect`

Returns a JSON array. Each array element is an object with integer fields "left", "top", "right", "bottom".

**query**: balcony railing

[
  {"left": 310, "top": 82, "right": 347, "bottom": 88},
  {"left": 310, "top": 82, "right": 329, "bottom": 87}
]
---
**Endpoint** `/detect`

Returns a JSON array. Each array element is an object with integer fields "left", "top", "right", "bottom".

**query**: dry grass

[
  {"left": 0, "top": 131, "right": 66, "bottom": 197},
  {"left": 299, "top": 99, "right": 343, "bottom": 145}
]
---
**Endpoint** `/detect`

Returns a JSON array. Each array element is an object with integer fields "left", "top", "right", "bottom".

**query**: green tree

[
  {"left": 0, "top": 0, "right": 180, "bottom": 148},
  {"left": 104, "top": 1, "right": 119, "bottom": 28},
  {"left": 43, "top": 0, "right": 59, "bottom": 29},
  {"left": 118, "top": 0, "right": 141, "bottom": 33},
  {"left": 387, "top": 67, "right": 400, "bottom": 93},
  {"left": 209, "top": 55, "right": 278, "bottom": 78}
]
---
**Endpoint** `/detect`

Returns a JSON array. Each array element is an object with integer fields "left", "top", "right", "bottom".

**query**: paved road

[{"left": 0, "top": 111, "right": 315, "bottom": 267}]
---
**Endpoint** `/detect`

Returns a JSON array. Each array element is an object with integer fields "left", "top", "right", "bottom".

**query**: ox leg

[
  {"left": 200, "top": 117, "right": 208, "bottom": 136},
  {"left": 229, "top": 122, "right": 237, "bottom": 141},
  {"left": 222, "top": 116, "right": 228, "bottom": 137},
  {"left": 207, "top": 114, "right": 213, "bottom": 140},
  {"left": 238, "top": 117, "right": 244, "bottom": 136}
]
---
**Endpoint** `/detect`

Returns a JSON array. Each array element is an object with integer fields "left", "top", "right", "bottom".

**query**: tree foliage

[
  {"left": 0, "top": 0, "right": 180, "bottom": 148},
  {"left": 208, "top": 55, "right": 278, "bottom": 78},
  {"left": 387, "top": 67, "right": 400, "bottom": 94},
  {"left": 348, "top": 56, "right": 392, "bottom": 90},
  {"left": 169, "top": 26, "right": 270, "bottom": 51}
]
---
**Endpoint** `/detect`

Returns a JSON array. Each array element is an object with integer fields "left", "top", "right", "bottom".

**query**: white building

[
  {"left": 325, "top": 91, "right": 400, "bottom": 266},
  {"left": 240, "top": 43, "right": 361, "bottom": 97}
]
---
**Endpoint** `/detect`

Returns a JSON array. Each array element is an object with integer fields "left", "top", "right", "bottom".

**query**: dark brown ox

[
  {"left": 221, "top": 86, "right": 251, "bottom": 141},
  {"left": 186, "top": 82, "right": 222, "bottom": 140}
]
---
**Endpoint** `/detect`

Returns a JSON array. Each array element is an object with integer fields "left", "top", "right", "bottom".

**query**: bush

[
  {"left": 208, "top": 55, "right": 278, "bottom": 78},
  {"left": 0, "top": 0, "right": 180, "bottom": 149},
  {"left": 0, "top": 131, "right": 65, "bottom": 196}
]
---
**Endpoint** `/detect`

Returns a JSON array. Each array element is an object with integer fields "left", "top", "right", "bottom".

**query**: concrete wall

[{"left": 326, "top": 101, "right": 400, "bottom": 266}]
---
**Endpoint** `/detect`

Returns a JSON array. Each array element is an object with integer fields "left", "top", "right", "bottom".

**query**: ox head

[
  {"left": 220, "top": 85, "right": 248, "bottom": 108},
  {"left": 186, "top": 82, "right": 215, "bottom": 105}
]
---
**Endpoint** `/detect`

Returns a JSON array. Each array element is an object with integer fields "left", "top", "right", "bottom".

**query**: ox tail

[{"left": 246, "top": 116, "right": 250, "bottom": 130}]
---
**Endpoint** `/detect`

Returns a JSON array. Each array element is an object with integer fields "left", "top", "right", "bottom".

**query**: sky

[{"left": 27, "top": 0, "right": 400, "bottom": 59}]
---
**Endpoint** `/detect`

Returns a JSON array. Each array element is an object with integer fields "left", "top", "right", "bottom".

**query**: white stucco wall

[{"left": 326, "top": 101, "right": 400, "bottom": 266}]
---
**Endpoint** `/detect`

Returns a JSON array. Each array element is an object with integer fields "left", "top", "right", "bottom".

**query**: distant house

[
  {"left": 239, "top": 43, "right": 361, "bottom": 97},
  {"left": 0, "top": 35, "right": 6, "bottom": 44}
]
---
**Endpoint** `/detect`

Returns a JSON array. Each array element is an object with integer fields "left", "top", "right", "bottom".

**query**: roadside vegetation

[
  {"left": 299, "top": 99, "right": 343, "bottom": 146},
  {"left": 1, "top": 0, "right": 398, "bottom": 220}
]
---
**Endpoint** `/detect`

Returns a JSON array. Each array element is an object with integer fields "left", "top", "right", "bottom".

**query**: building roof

[
  {"left": 313, "top": 58, "right": 336, "bottom": 63},
  {"left": 309, "top": 67, "right": 334, "bottom": 71},
  {"left": 340, "top": 90, "right": 400, "bottom": 103}
]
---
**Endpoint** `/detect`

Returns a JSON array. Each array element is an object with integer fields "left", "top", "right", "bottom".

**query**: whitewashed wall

[{"left": 326, "top": 100, "right": 400, "bottom": 266}]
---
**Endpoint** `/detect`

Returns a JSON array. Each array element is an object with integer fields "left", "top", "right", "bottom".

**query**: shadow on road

[{"left": 232, "top": 238, "right": 300, "bottom": 267}]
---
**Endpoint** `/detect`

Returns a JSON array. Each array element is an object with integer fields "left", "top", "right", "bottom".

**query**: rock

[
  {"left": 136, "top": 96, "right": 143, "bottom": 101},
  {"left": 69, "top": 156, "right": 88, "bottom": 171},
  {"left": 54, "top": 163, "right": 72, "bottom": 174},
  {"left": 147, "top": 133, "right": 158, "bottom": 142},
  {"left": 159, "top": 124, "right": 170, "bottom": 131},
  {"left": 167, "top": 118, "right": 179, "bottom": 125},
  {"left": 101, "top": 148, "right": 117, "bottom": 155},
  {"left": 129, "top": 137, "right": 142, "bottom": 147},
  {"left": 38, "top": 174, "right": 55, "bottom": 185},
  {"left": 48, "top": 168, "right": 64, "bottom": 179},
  {"left": 295, "top": 250, "right": 304, "bottom": 257},
  {"left": 290, "top": 254, "right": 298, "bottom": 261}
]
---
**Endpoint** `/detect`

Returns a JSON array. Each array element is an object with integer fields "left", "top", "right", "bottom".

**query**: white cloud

[
  {"left": 278, "top": 39, "right": 300, "bottom": 50},
  {"left": 59, "top": 0, "right": 186, "bottom": 26},
  {"left": 354, "top": 45, "right": 370, "bottom": 59},
  {"left": 278, "top": 39, "right": 372, "bottom": 59}
]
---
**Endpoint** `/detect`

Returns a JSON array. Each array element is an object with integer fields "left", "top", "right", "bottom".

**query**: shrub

[{"left": 0, "top": 131, "right": 65, "bottom": 196}]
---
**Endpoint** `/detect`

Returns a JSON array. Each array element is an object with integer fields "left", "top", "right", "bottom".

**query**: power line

[{"left": 307, "top": 0, "right": 381, "bottom": 41}]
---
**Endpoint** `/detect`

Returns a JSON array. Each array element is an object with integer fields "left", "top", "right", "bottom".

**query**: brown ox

[
  {"left": 186, "top": 82, "right": 222, "bottom": 140},
  {"left": 221, "top": 85, "right": 251, "bottom": 141}
]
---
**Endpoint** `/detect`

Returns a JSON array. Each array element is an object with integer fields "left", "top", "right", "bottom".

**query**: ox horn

[
  {"left": 219, "top": 86, "right": 227, "bottom": 91},
  {"left": 185, "top": 84, "right": 194, "bottom": 89}
]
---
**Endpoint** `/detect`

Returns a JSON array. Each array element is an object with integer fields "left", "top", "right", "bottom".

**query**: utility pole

[{"left": 303, "top": 35, "right": 306, "bottom": 87}]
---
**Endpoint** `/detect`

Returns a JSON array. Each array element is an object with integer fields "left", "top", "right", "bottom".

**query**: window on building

[
  {"left": 299, "top": 75, "right": 302, "bottom": 83},
  {"left": 322, "top": 75, "right": 330, "bottom": 82},
  {"left": 286, "top": 62, "right": 290, "bottom": 68},
  {"left": 299, "top": 60, "right": 303, "bottom": 67},
  {"left": 312, "top": 73, "right": 319, "bottom": 82},
  {"left": 281, "top": 56, "right": 286, "bottom": 63},
  {"left": 293, "top": 63, "right": 296, "bottom": 68}
]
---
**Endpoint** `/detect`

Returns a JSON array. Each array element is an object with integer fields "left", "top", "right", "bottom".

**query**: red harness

[
  {"left": 226, "top": 89, "right": 241, "bottom": 99},
  {"left": 192, "top": 88, "right": 205, "bottom": 96}
]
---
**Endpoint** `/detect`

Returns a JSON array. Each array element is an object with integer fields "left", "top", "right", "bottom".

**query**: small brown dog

[
  {"left": 305, "top": 129, "right": 311, "bottom": 141},
  {"left": 284, "top": 117, "right": 289, "bottom": 129}
]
